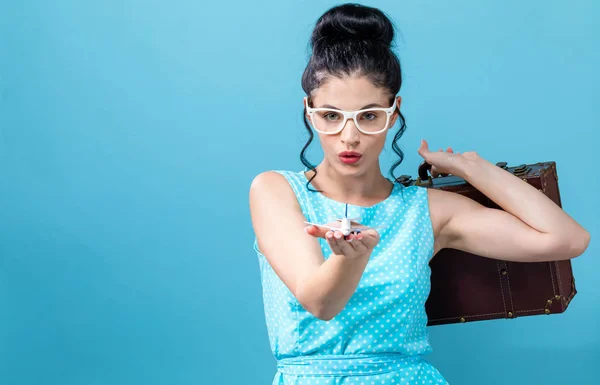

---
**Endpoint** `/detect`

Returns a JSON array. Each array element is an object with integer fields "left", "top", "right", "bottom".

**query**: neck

[{"left": 307, "top": 161, "right": 393, "bottom": 206}]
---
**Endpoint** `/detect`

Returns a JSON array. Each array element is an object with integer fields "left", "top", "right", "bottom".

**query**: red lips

[
  {"left": 338, "top": 151, "right": 362, "bottom": 164},
  {"left": 338, "top": 151, "right": 362, "bottom": 157}
]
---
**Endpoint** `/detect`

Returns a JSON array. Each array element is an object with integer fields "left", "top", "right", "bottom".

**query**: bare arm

[
  {"left": 249, "top": 171, "right": 370, "bottom": 320},
  {"left": 428, "top": 153, "right": 590, "bottom": 262}
]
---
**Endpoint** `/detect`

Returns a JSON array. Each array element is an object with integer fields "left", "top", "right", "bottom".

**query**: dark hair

[{"left": 300, "top": 3, "right": 406, "bottom": 192}]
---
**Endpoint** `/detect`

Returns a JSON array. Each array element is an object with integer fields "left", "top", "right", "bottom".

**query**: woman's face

[{"left": 305, "top": 75, "right": 401, "bottom": 178}]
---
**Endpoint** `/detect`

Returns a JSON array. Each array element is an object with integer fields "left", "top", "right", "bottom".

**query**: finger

[
  {"left": 306, "top": 224, "right": 340, "bottom": 239},
  {"left": 349, "top": 232, "right": 369, "bottom": 254},
  {"left": 351, "top": 233, "right": 374, "bottom": 256},
  {"left": 433, "top": 147, "right": 455, "bottom": 173},
  {"left": 432, "top": 145, "right": 442, "bottom": 176},
  {"left": 305, "top": 225, "right": 328, "bottom": 239},
  {"left": 326, "top": 231, "right": 356, "bottom": 255},
  {"left": 345, "top": 232, "right": 357, "bottom": 242},
  {"left": 418, "top": 139, "right": 441, "bottom": 164},
  {"left": 332, "top": 231, "right": 358, "bottom": 255},
  {"left": 343, "top": 233, "right": 360, "bottom": 252},
  {"left": 350, "top": 231, "right": 369, "bottom": 255},
  {"left": 359, "top": 230, "right": 380, "bottom": 250},
  {"left": 417, "top": 139, "right": 430, "bottom": 158},
  {"left": 431, "top": 148, "right": 443, "bottom": 177},
  {"left": 326, "top": 231, "right": 344, "bottom": 255}
]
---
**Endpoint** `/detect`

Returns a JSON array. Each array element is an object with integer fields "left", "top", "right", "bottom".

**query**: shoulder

[
  {"left": 250, "top": 170, "right": 287, "bottom": 191},
  {"left": 249, "top": 171, "right": 300, "bottom": 212},
  {"left": 249, "top": 170, "right": 298, "bottom": 194}
]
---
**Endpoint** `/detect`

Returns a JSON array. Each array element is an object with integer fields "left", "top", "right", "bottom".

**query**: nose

[{"left": 340, "top": 118, "right": 360, "bottom": 145}]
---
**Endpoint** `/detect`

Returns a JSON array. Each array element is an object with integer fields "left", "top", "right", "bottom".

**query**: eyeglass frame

[{"left": 303, "top": 97, "right": 398, "bottom": 135}]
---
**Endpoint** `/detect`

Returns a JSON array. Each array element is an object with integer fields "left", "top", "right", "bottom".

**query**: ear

[
  {"left": 388, "top": 96, "right": 402, "bottom": 127},
  {"left": 395, "top": 96, "right": 402, "bottom": 109},
  {"left": 303, "top": 97, "right": 312, "bottom": 122}
]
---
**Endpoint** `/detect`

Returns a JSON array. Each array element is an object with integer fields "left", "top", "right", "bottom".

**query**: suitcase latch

[
  {"left": 513, "top": 164, "right": 531, "bottom": 176},
  {"left": 395, "top": 175, "right": 413, "bottom": 186}
]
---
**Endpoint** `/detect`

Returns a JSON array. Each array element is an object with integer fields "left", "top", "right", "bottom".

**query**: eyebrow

[{"left": 319, "top": 103, "right": 384, "bottom": 110}]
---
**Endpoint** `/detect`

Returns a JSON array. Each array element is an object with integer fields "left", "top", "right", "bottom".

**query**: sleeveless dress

[{"left": 253, "top": 170, "right": 449, "bottom": 385}]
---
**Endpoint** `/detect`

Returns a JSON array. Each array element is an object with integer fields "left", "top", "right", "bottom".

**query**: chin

[
  {"left": 334, "top": 161, "right": 366, "bottom": 176},
  {"left": 322, "top": 154, "right": 369, "bottom": 175}
]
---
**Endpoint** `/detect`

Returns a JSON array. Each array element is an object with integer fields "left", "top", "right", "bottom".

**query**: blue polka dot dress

[{"left": 253, "top": 170, "right": 449, "bottom": 385}]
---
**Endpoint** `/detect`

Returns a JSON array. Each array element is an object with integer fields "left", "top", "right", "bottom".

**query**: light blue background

[{"left": 1, "top": 1, "right": 598, "bottom": 384}]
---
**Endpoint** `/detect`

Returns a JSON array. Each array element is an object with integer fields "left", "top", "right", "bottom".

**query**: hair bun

[{"left": 311, "top": 3, "right": 394, "bottom": 47}]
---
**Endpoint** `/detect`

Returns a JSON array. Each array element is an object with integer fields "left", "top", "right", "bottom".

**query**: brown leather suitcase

[{"left": 396, "top": 161, "right": 577, "bottom": 326}]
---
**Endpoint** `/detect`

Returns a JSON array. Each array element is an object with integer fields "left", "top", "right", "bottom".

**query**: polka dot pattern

[{"left": 254, "top": 170, "right": 448, "bottom": 384}]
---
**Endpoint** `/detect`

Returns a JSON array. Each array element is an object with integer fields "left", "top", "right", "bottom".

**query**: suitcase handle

[
  {"left": 417, "top": 161, "right": 448, "bottom": 181},
  {"left": 414, "top": 161, "right": 434, "bottom": 186}
]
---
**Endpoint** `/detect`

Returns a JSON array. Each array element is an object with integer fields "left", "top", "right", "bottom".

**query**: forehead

[{"left": 311, "top": 75, "right": 390, "bottom": 109}]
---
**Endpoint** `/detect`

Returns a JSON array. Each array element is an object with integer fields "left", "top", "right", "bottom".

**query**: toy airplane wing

[
  {"left": 348, "top": 225, "right": 385, "bottom": 232},
  {"left": 348, "top": 219, "right": 385, "bottom": 229},
  {"left": 304, "top": 221, "right": 385, "bottom": 233},
  {"left": 303, "top": 221, "right": 341, "bottom": 231}
]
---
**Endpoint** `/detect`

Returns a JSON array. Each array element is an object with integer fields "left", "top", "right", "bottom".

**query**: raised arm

[
  {"left": 249, "top": 171, "right": 374, "bottom": 320},
  {"left": 420, "top": 142, "right": 591, "bottom": 262}
]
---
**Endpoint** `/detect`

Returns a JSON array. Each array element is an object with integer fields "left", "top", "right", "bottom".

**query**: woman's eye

[
  {"left": 362, "top": 112, "right": 377, "bottom": 121},
  {"left": 324, "top": 113, "right": 339, "bottom": 121}
]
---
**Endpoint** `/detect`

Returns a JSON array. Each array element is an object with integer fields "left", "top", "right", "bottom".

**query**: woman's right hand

[{"left": 305, "top": 223, "right": 380, "bottom": 259}]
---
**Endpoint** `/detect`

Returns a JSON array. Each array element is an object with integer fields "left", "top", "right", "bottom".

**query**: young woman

[{"left": 249, "top": 3, "right": 590, "bottom": 384}]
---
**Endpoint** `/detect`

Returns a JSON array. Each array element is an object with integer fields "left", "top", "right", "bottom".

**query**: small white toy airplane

[{"left": 304, "top": 203, "right": 382, "bottom": 237}]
